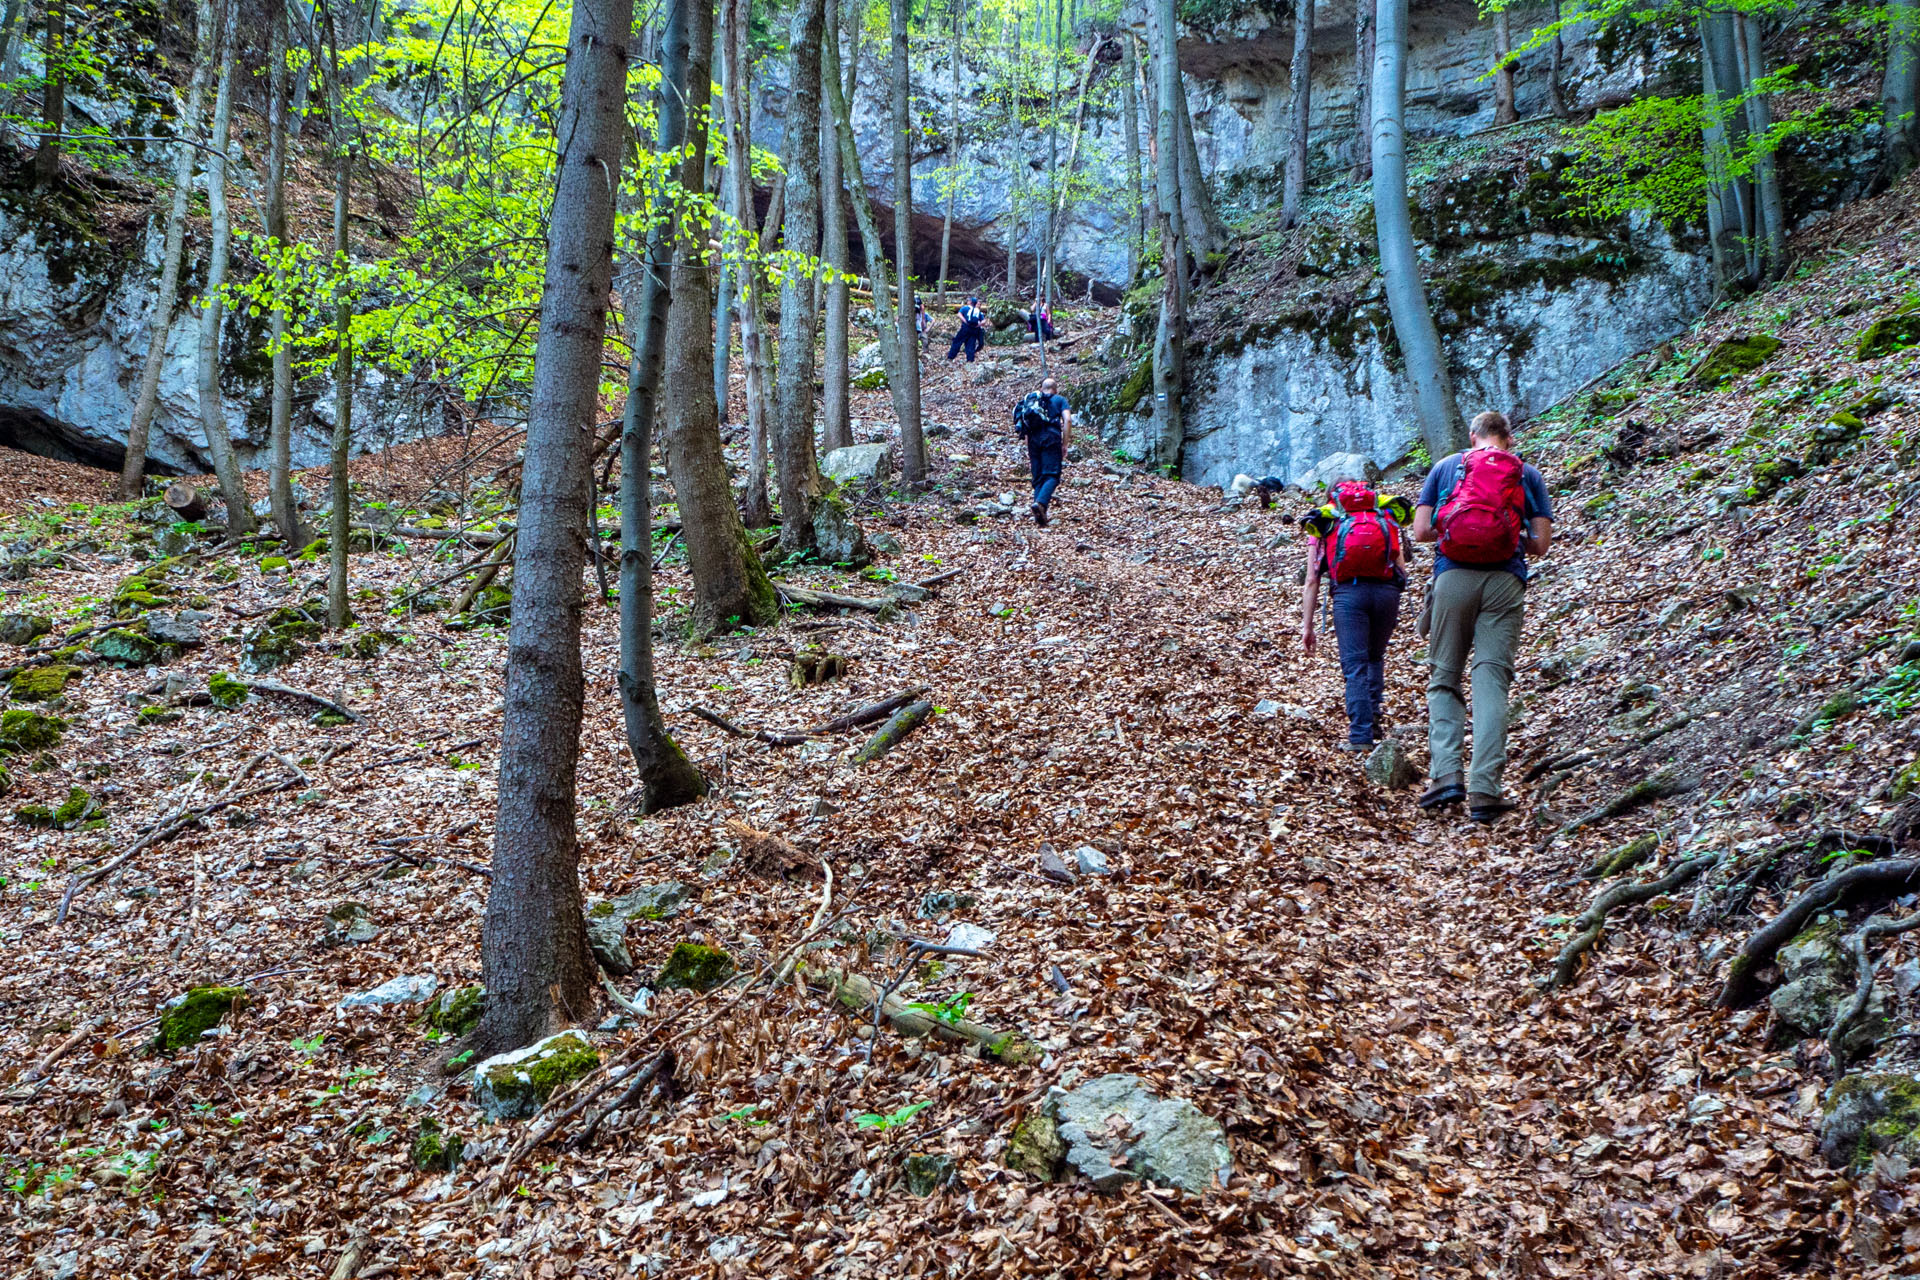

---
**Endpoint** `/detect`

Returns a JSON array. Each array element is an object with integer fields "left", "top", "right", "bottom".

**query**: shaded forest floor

[{"left": 4, "top": 178, "right": 1920, "bottom": 1279}]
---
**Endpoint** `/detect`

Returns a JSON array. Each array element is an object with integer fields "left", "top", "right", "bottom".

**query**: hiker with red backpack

[
  {"left": 1410, "top": 411, "right": 1554, "bottom": 824},
  {"left": 1300, "top": 476, "right": 1414, "bottom": 750}
]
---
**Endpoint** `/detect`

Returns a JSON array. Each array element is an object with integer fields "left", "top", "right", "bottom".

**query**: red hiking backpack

[
  {"left": 1322, "top": 481, "right": 1401, "bottom": 583},
  {"left": 1436, "top": 448, "right": 1526, "bottom": 565}
]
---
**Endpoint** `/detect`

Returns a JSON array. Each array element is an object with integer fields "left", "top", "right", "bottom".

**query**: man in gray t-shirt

[{"left": 1409, "top": 411, "right": 1554, "bottom": 822}]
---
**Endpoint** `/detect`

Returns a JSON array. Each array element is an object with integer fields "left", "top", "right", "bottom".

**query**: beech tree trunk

[
  {"left": 1492, "top": 7, "right": 1517, "bottom": 125},
  {"left": 1172, "top": 67, "right": 1225, "bottom": 261},
  {"left": 32, "top": 0, "right": 65, "bottom": 181},
  {"left": 937, "top": 0, "right": 961, "bottom": 305},
  {"left": 1006, "top": 23, "right": 1024, "bottom": 295},
  {"left": 619, "top": 0, "right": 707, "bottom": 814},
  {"left": 119, "top": 0, "right": 213, "bottom": 500},
  {"left": 1281, "top": 0, "right": 1313, "bottom": 228},
  {"left": 1151, "top": 0, "right": 1186, "bottom": 472},
  {"left": 1735, "top": 12, "right": 1788, "bottom": 280},
  {"left": 1888, "top": 0, "right": 1920, "bottom": 174},
  {"left": 0, "top": 0, "right": 25, "bottom": 124},
  {"left": 1120, "top": 34, "right": 1144, "bottom": 288},
  {"left": 322, "top": 4, "right": 353, "bottom": 628},
  {"left": 195, "top": 0, "right": 257, "bottom": 538},
  {"left": 480, "top": 0, "right": 636, "bottom": 1051},
  {"left": 775, "top": 0, "right": 831, "bottom": 554},
  {"left": 665, "top": 0, "right": 778, "bottom": 636},
  {"left": 1547, "top": 0, "right": 1570, "bottom": 118},
  {"left": 1350, "top": 0, "right": 1374, "bottom": 180},
  {"left": 266, "top": 0, "right": 307, "bottom": 549},
  {"left": 820, "top": 0, "right": 854, "bottom": 453},
  {"left": 1698, "top": 11, "right": 1756, "bottom": 292},
  {"left": 889, "top": 0, "right": 927, "bottom": 487},
  {"left": 1371, "top": 0, "right": 1463, "bottom": 458},
  {"left": 712, "top": 147, "right": 734, "bottom": 422},
  {"left": 721, "top": 0, "right": 771, "bottom": 526}
]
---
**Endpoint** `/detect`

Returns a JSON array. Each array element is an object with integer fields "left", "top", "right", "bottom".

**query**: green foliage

[
  {"left": 1855, "top": 300, "right": 1920, "bottom": 359},
  {"left": 854, "top": 1099, "right": 932, "bottom": 1132},
  {"left": 905, "top": 991, "right": 976, "bottom": 1026}
]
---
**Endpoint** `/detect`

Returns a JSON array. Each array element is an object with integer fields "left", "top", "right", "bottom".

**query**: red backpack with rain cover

[
  {"left": 1436, "top": 447, "right": 1526, "bottom": 565},
  {"left": 1322, "top": 481, "right": 1400, "bottom": 583}
]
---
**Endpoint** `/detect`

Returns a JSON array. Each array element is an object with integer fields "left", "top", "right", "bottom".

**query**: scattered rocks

[
  {"left": 944, "top": 922, "right": 995, "bottom": 952},
  {"left": 917, "top": 889, "right": 977, "bottom": 919},
  {"left": 1768, "top": 923, "right": 1885, "bottom": 1046},
  {"left": 9, "top": 664, "right": 78, "bottom": 702},
  {"left": 902, "top": 1152, "right": 956, "bottom": 1196},
  {"left": 341, "top": 974, "right": 440, "bottom": 1009},
  {"left": 323, "top": 902, "right": 379, "bottom": 946},
  {"left": 1300, "top": 451, "right": 1381, "bottom": 490},
  {"left": 144, "top": 609, "right": 210, "bottom": 647},
  {"left": 0, "top": 612, "right": 51, "bottom": 646},
  {"left": 1691, "top": 333, "right": 1782, "bottom": 388},
  {"left": 91, "top": 627, "right": 158, "bottom": 667},
  {"left": 586, "top": 882, "right": 689, "bottom": 976},
  {"left": 1044, "top": 1073, "right": 1233, "bottom": 1195},
  {"left": 1039, "top": 847, "right": 1076, "bottom": 883},
  {"left": 1071, "top": 845, "right": 1111, "bottom": 876},
  {"left": 655, "top": 941, "right": 736, "bottom": 992},
  {"left": 148, "top": 986, "right": 248, "bottom": 1054},
  {"left": 1821, "top": 1073, "right": 1920, "bottom": 1167},
  {"left": 1364, "top": 738, "right": 1421, "bottom": 790},
  {"left": 410, "top": 1118, "right": 462, "bottom": 1171},
  {"left": 0, "top": 709, "right": 66, "bottom": 751},
  {"left": 427, "top": 985, "right": 485, "bottom": 1037},
  {"left": 1005, "top": 1114, "right": 1068, "bottom": 1181},
  {"left": 472, "top": 1031, "right": 600, "bottom": 1121},
  {"left": 209, "top": 672, "right": 250, "bottom": 709},
  {"left": 1251, "top": 699, "right": 1282, "bottom": 719}
]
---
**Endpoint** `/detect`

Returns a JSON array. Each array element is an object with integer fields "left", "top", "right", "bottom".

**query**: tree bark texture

[
  {"left": 776, "top": 0, "right": 829, "bottom": 554},
  {"left": 1119, "top": 35, "right": 1144, "bottom": 288},
  {"left": 1151, "top": 0, "right": 1186, "bottom": 472},
  {"left": 266, "top": 0, "right": 307, "bottom": 549},
  {"left": 889, "top": 0, "right": 927, "bottom": 487},
  {"left": 1171, "top": 61, "right": 1225, "bottom": 261},
  {"left": 937, "top": 0, "right": 961, "bottom": 305},
  {"left": 322, "top": 5, "right": 353, "bottom": 628},
  {"left": 1350, "top": 0, "right": 1374, "bottom": 180},
  {"left": 119, "top": 0, "right": 214, "bottom": 500},
  {"left": 721, "top": 0, "right": 771, "bottom": 527},
  {"left": 1371, "top": 0, "right": 1464, "bottom": 458},
  {"left": 666, "top": 0, "right": 778, "bottom": 637},
  {"left": 32, "top": 0, "right": 65, "bottom": 181},
  {"left": 1006, "top": 23, "right": 1024, "bottom": 295},
  {"left": 618, "top": 0, "right": 707, "bottom": 814},
  {"left": 195, "top": 0, "right": 257, "bottom": 537},
  {"left": 1734, "top": 12, "right": 1788, "bottom": 280},
  {"left": 1491, "top": 7, "right": 1517, "bottom": 125},
  {"left": 481, "top": 0, "right": 637, "bottom": 1051},
  {"left": 820, "top": 0, "right": 855, "bottom": 453},
  {"left": 1887, "top": 0, "right": 1920, "bottom": 174},
  {"left": 1281, "top": 0, "right": 1313, "bottom": 228},
  {"left": 1697, "top": 11, "right": 1756, "bottom": 291},
  {"left": 1547, "top": 0, "right": 1569, "bottom": 118}
]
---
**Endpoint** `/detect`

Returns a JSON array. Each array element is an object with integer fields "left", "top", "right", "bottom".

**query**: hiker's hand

[{"left": 1301, "top": 624, "right": 1316, "bottom": 657}]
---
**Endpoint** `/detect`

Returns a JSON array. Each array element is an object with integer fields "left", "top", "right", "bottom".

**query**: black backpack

[{"left": 1013, "top": 392, "right": 1054, "bottom": 437}]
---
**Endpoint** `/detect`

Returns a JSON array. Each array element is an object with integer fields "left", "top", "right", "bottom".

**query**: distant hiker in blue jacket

[{"left": 947, "top": 296, "right": 987, "bottom": 362}]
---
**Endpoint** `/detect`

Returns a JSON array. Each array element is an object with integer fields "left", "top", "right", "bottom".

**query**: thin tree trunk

[
  {"left": 323, "top": 2, "right": 354, "bottom": 628},
  {"left": 721, "top": 0, "right": 771, "bottom": 526},
  {"left": 666, "top": 0, "right": 778, "bottom": 636},
  {"left": 1698, "top": 12, "right": 1751, "bottom": 292},
  {"left": 889, "top": 0, "right": 927, "bottom": 487},
  {"left": 119, "top": 0, "right": 213, "bottom": 501},
  {"left": 266, "top": 0, "right": 307, "bottom": 549},
  {"left": 820, "top": 0, "right": 854, "bottom": 453},
  {"left": 774, "top": 0, "right": 833, "bottom": 555},
  {"left": 32, "top": 0, "right": 65, "bottom": 181},
  {"left": 748, "top": 173, "right": 783, "bottom": 512},
  {"left": 1006, "top": 23, "right": 1023, "bottom": 295},
  {"left": 1735, "top": 12, "right": 1788, "bottom": 280},
  {"left": 0, "top": 0, "right": 27, "bottom": 128},
  {"left": 937, "top": 0, "right": 961, "bottom": 305},
  {"left": 1040, "top": 36, "right": 1103, "bottom": 292},
  {"left": 1041, "top": 0, "right": 1061, "bottom": 311},
  {"left": 619, "top": 0, "right": 707, "bottom": 814},
  {"left": 1119, "top": 34, "right": 1144, "bottom": 288},
  {"left": 712, "top": 83, "right": 733, "bottom": 426},
  {"left": 1887, "top": 0, "right": 1920, "bottom": 175},
  {"left": 1172, "top": 68, "right": 1225, "bottom": 260},
  {"left": 1547, "top": 0, "right": 1569, "bottom": 119},
  {"left": 195, "top": 0, "right": 257, "bottom": 537},
  {"left": 1350, "top": 0, "right": 1374, "bottom": 180},
  {"left": 480, "top": 0, "right": 636, "bottom": 1052},
  {"left": 1151, "top": 0, "right": 1185, "bottom": 472},
  {"left": 1492, "top": 7, "right": 1517, "bottom": 125},
  {"left": 1371, "top": 0, "right": 1463, "bottom": 458},
  {"left": 1281, "top": 0, "right": 1312, "bottom": 227}
]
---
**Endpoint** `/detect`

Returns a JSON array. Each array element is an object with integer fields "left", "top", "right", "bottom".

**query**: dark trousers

[
  {"left": 1330, "top": 580, "right": 1401, "bottom": 745},
  {"left": 1026, "top": 430, "right": 1062, "bottom": 507},
  {"left": 947, "top": 326, "right": 983, "bottom": 361}
]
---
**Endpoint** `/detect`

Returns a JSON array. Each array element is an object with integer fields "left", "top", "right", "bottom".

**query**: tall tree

[
  {"left": 1734, "top": 11, "right": 1787, "bottom": 280},
  {"left": 618, "top": 0, "right": 708, "bottom": 814},
  {"left": 1491, "top": 6, "right": 1517, "bottom": 125},
  {"left": 1546, "top": 0, "right": 1570, "bottom": 119},
  {"left": 1371, "top": 0, "right": 1463, "bottom": 458},
  {"left": 1350, "top": 0, "right": 1374, "bottom": 180},
  {"left": 0, "top": 0, "right": 26, "bottom": 123},
  {"left": 195, "top": 0, "right": 257, "bottom": 538},
  {"left": 820, "top": 0, "right": 855, "bottom": 453},
  {"left": 1146, "top": 0, "right": 1225, "bottom": 263},
  {"left": 774, "top": 0, "right": 839, "bottom": 555},
  {"left": 479, "top": 0, "right": 636, "bottom": 1051},
  {"left": 1888, "top": 0, "right": 1919, "bottom": 175},
  {"left": 32, "top": 0, "right": 65, "bottom": 181},
  {"left": 720, "top": 0, "right": 771, "bottom": 526},
  {"left": 322, "top": 0, "right": 354, "bottom": 627},
  {"left": 1150, "top": 0, "right": 1186, "bottom": 471},
  {"left": 666, "top": 0, "right": 779, "bottom": 635},
  {"left": 1119, "top": 34, "right": 1145, "bottom": 288},
  {"left": 1041, "top": 0, "right": 1062, "bottom": 310},
  {"left": 1038, "top": 35, "right": 1105, "bottom": 296},
  {"left": 119, "top": 0, "right": 214, "bottom": 500},
  {"left": 712, "top": 87, "right": 734, "bottom": 425},
  {"left": 889, "top": 0, "right": 928, "bottom": 487},
  {"left": 265, "top": 0, "right": 308, "bottom": 549},
  {"left": 1281, "top": 0, "right": 1313, "bottom": 228},
  {"left": 936, "top": 0, "right": 962, "bottom": 304},
  {"left": 1005, "top": 19, "right": 1024, "bottom": 295}
]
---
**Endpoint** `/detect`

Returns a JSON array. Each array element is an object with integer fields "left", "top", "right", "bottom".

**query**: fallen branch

[
  {"left": 1828, "top": 911, "right": 1920, "bottom": 1072},
  {"left": 691, "top": 705, "right": 809, "bottom": 747},
  {"left": 1525, "top": 714, "right": 1695, "bottom": 784},
  {"left": 810, "top": 965, "right": 1039, "bottom": 1063},
  {"left": 245, "top": 678, "right": 364, "bottom": 723},
  {"left": 1549, "top": 854, "right": 1718, "bottom": 989},
  {"left": 809, "top": 687, "right": 930, "bottom": 735},
  {"left": 915, "top": 568, "right": 963, "bottom": 589},
  {"left": 776, "top": 582, "right": 893, "bottom": 614},
  {"left": 23, "top": 1016, "right": 107, "bottom": 1082},
  {"left": 452, "top": 534, "right": 516, "bottom": 616},
  {"left": 851, "top": 700, "right": 933, "bottom": 764},
  {"left": 1719, "top": 859, "right": 1920, "bottom": 1008}
]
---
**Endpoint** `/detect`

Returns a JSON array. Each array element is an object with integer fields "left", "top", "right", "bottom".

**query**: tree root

[
  {"left": 246, "top": 677, "right": 364, "bottom": 723},
  {"left": 1827, "top": 911, "right": 1920, "bottom": 1073},
  {"left": 1525, "top": 713, "right": 1695, "bottom": 784},
  {"left": 776, "top": 582, "right": 894, "bottom": 614},
  {"left": 1538, "top": 765, "right": 1699, "bottom": 850},
  {"left": 692, "top": 705, "right": 809, "bottom": 747},
  {"left": 1583, "top": 831, "right": 1663, "bottom": 880},
  {"left": 1549, "top": 854, "right": 1719, "bottom": 989},
  {"left": 1719, "top": 859, "right": 1920, "bottom": 1008},
  {"left": 851, "top": 700, "right": 933, "bottom": 763}
]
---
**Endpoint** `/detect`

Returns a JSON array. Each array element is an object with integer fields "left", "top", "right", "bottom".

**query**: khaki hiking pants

[{"left": 1425, "top": 568, "right": 1526, "bottom": 799}]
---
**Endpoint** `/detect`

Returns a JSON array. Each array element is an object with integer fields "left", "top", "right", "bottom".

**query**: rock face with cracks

[{"left": 1043, "top": 1073, "right": 1233, "bottom": 1195}]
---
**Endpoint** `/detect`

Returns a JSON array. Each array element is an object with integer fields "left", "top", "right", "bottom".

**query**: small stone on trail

[
  {"left": 902, "top": 1152, "right": 956, "bottom": 1196},
  {"left": 1072, "top": 845, "right": 1111, "bottom": 876},
  {"left": 340, "top": 974, "right": 440, "bottom": 1009},
  {"left": 586, "top": 881, "right": 690, "bottom": 976},
  {"left": 1045, "top": 1073, "right": 1233, "bottom": 1195},
  {"left": 1364, "top": 738, "right": 1421, "bottom": 790},
  {"left": 323, "top": 902, "right": 378, "bottom": 945},
  {"left": 146, "top": 610, "right": 210, "bottom": 646},
  {"left": 1252, "top": 700, "right": 1281, "bottom": 719},
  {"left": 1039, "top": 848, "right": 1076, "bottom": 883},
  {"left": 944, "top": 922, "right": 995, "bottom": 952}
]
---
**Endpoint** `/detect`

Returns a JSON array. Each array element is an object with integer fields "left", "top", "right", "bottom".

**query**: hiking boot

[
  {"left": 1336, "top": 739, "right": 1371, "bottom": 752},
  {"left": 1032, "top": 502, "right": 1049, "bottom": 527},
  {"left": 1418, "top": 774, "right": 1466, "bottom": 809},
  {"left": 1468, "top": 794, "right": 1519, "bottom": 825}
]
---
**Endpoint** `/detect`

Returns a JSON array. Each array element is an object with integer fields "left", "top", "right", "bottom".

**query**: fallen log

[
  {"left": 1549, "top": 854, "right": 1718, "bottom": 989},
  {"left": 808, "top": 966, "right": 1040, "bottom": 1063},
  {"left": 1720, "top": 859, "right": 1920, "bottom": 1008},
  {"left": 1583, "top": 831, "right": 1662, "bottom": 880},
  {"left": 777, "top": 582, "right": 893, "bottom": 614},
  {"left": 247, "top": 678, "right": 364, "bottom": 723},
  {"left": 691, "top": 705, "right": 809, "bottom": 747},
  {"left": 809, "top": 687, "right": 930, "bottom": 735},
  {"left": 164, "top": 481, "right": 207, "bottom": 522},
  {"left": 852, "top": 700, "right": 933, "bottom": 763}
]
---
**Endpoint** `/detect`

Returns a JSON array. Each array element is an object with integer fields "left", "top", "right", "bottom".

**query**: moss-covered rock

[
  {"left": 426, "top": 984, "right": 485, "bottom": 1037},
  {"left": 1821, "top": 1073, "right": 1920, "bottom": 1167},
  {"left": 208, "top": 672, "right": 251, "bottom": 709},
  {"left": 259, "top": 555, "right": 291, "bottom": 573},
  {"left": 241, "top": 604, "right": 323, "bottom": 674},
  {"left": 1854, "top": 304, "right": 1920, "bottom": 360},
  {"left": 136, "top": 706, "right": 180, "bottom": 726},
  {"left": 853, "top": 366, "right": 889, "bottom": 390},
  {"left": 902, "top": 1152, "right": 956, "bottom": 1196},
  {"left": 343, "top": 627, "right": 400, "bottom": 660},
  {"left": 1691, "top": 334, "right": 1783, "bottom": 388},
  {"left": 1006, "top": 1114, "right": 1066, "bottom": 1181},
  {"left": 655, "top": 941, "right": 737, "bottom": 992},
  {"left": 52, "top": 786, "right": 95, "bottom": 827},
  {"left": 9, "top": 664, "right": 78, "bottom": 702},
  {"left": 91, "top": 627, "right": 158, "bottom": 667},
  {"left": 410, "top": 1118, "right": 462, "bottom": 1171},
  {"left": 0, "top": 709, "right": 66, "bottom": 750},
  {"left": 147, "top": 986, "right": 247, "bottom": 1054},
  {"left": 14, "top": 803, "right": 56, "bottom": 828},
  {"left": 471, "top": 1031, "right": 600, "bottom": 1121},
  {"left": 0, "top": 612, "right": 52, "bottom": 646}
]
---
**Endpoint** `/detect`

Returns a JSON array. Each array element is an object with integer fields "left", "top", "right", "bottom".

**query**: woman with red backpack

[{"left": 1300, "top": 477, "right": 1414, "bottom": 750}]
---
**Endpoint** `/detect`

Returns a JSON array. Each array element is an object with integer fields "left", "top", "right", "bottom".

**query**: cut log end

[{"left": 165, "top": 482, "right": 208, "bottom": 523}]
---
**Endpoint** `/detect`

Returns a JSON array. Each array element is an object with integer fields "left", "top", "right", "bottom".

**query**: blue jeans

[
  {"left": 1026, "top": 429, "right": 1062, "bottom": 506},
  {"left": 1331, "top": 580, "right": 1401, "bottom": 744},
  {"left": 947, "top": 326, "right": 983, "bottom": 361}
]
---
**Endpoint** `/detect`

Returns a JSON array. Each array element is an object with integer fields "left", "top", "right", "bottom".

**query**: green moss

[
  {"left": 427, "top": 984, "right": 485, "bottom": 1037},
  {"left": 1826, "top": 410, "right": 1865, "bottom": 432},
  {"left": 147, "top": 986, "right": 247, "bottom": 1053},
  {"left": 208, "top": 672, "right": 250, "bottom": 708},
  {"left": 15, "top": 803, "right": 55, "bottom": 828},
  {"left": 655, "top": 941, "right": 737, "bottom": 992},
  {"left": 137, "top": 706, "right": 180, "bottom": 725},
  {"left": 1831, "top": 1073, "right": 1920, "bottom": 1165},
  {"left": 853, "top": 367, "right": 889, "bottom": 390},
  {"left": 1005, "top": 1115, "right": 1065, "bottom": 1181},
  {"left": 1113, "top": 355, "right": 1154, "bottom": 415},
  {"left": 474, "top": 1031, "right": 600, "bottom": 1118},
  {"left": 1854, "top": 304, "right": 1920, "bottom": 360},
  {"left": 258, "top": 556, "right": 290, "bottom": 573},
  {"left": 1692, "top": 335, "right": 1783, "bottom": 389},
  {"left": 343, "top": 628, "right": 400, "bottom": 660},
  {"left": 1892, "top": 759, "right": 1920, "bottom": 800},
  {"left": 1748, "top": 453, "right": 1806, "bottom": 501},
  {"left": 295, "top": 539, "right": 328, "bottom": 562},
  {"left": 52, "top": 786, "right": 93, "bottom": 826},
  {"left": 410, "top": 1118, "right": 461, "bottom": 1172},
  {"left": 0, "top": 709, "right": 66, "bottom": 750},
  {"left": 9, "top": 665, "right": 78, "bottom": 702},
  {"left": 92, "top": 627, "right": 158, "bottom": 667},
  {"left": 986, "top": 1031, "right": 1043, "bottom": 1065}
]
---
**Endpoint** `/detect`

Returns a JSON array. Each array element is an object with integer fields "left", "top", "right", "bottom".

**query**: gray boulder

[
  {"left": 1768, "top": 925, "right": 1889, "bottom": 1046},
  {"left": 586, "top": 881, "right": 690, "bottom": 976},
  {"left": 1299, "top": 451, "right": 1381, "bottom": 492},
  {"left": 323, "top": 902, "right": 379, "bottom": 946},
  {"left": 1044, "top": 1073, "right": 1232, "bottom": 1195},
  {"left": 811, "top": 500, "right": 872, "bottom": 569},
  {"left": 145, "top": 610, "right": 210, "bottom": 647},
  {"left": 341, "top": 974, "right": 440, "bottom": 1009},
  {"left": 471, "top": 1031, "right": 599, "bottom": 1121},
  {"left": 1364, "top": 738, "right": 1421, "bottom": 790},
  {"left": 1820, "top": 1073, "right": 1920, "bottom": 1167},
  {"left": 822, "top": 444, "right": 893, "bottom": 488},
  {"left": 0, "top": 613, "right": 51, "bottom": 646},
  {"left": 1072, "top": 845, "right": 1111, "bottom": 876}
]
